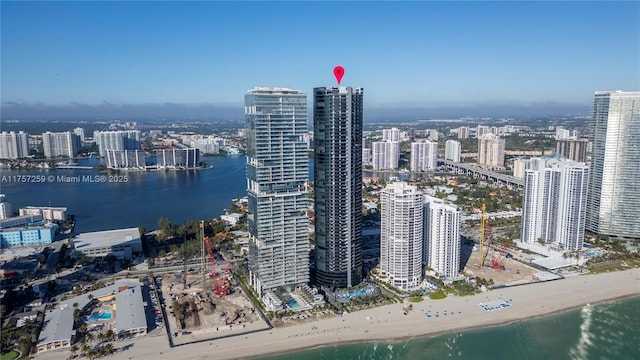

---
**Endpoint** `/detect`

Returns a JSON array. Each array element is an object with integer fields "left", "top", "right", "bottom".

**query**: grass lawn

[
  {"left": 588, "top": 259, "right": 640, "bottom": 274},
  {"left": 0, "top": 351, "right": 19, "bottom": 360},
  {"left": 429, "top": 291, "right": 447, "bottom": 300}
]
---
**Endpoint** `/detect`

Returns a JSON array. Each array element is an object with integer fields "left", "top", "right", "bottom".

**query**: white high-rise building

[
  {"left": 445, "top": 140, "right": 461, "bottom": 162},
  {"left": 105, "top": 150, "right": 146, "bottom": 169},
  {"left": 372, "top": 142, "right": 388, "bottom": 170},
  {"left": 95, "top": 130, "right": 141, "bottom": 157},
  {"left": 372, "top": 141, "right": 399, "bottom": 170},
  {"left": 73, "top": 127, "right": 86, "bottom": 142},
  {"left": 362, "top": 148, "right": 372, "bottom": 166},
  {"left": 521, "top": 158, "right": 589, "bottom": 250},
  {"left": 423, "top": 196, "right": 461, "bottom": 278},
  {"left": 586, "top": 91, "right": 640, "bottom": 239},
  {"left": 512, "top": 158, "right": 531, "bottom": 179},
  {"left": 0, "top": 131, "right": 30, "bottom": 159},
  {"left": 478, "top": 134, "right": 505, "bottom": 169},
  {"left": 457, "top": 126, "right": 470, "bottom": 140},
  {"left": 42, "top": 131, "right": 79, "bottom": 158},
  {"left": 476, "top": 125, "right": 489, "bottom": 139},
  {"left": 410, "top": 141, "right": 438, "bottom": 171},
  {"left": 380, "top": 182, "right": 424, "bottom": 290},
  {"left": 382, "top": 128, "right": 400, "bottom": 142},
  {"left": 0, "top": 194, "right": 12, "bottom": 220}
]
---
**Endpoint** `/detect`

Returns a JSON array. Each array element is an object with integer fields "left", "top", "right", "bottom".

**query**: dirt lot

[
  {"left": 463, "top": 247, "right": 538, "bottom": 286},
  {"left": 159, "top": 272, "right": 269, "bottom": 344}
]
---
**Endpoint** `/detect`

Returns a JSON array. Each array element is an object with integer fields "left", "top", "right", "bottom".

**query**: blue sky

[{"left": 1, "top": 1, "right": 639, "bottom": 117}]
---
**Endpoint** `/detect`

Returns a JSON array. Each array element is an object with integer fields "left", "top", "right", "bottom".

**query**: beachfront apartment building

[
  {"left": 423, "top": 196, "right": 461, "bottom": 279},
  {"left": 411, "top": 141, "right": 438, "bottom": 171},
  {"left": 0, "top": 131, "right": 29, "bottom": 159},
  {"left": 521, "top": 158, "right": 589, "bottom": 250},
  {"left": 445, "top": 140, "right": 461, "bottom": 163},
  {"left": 586, "top": 91, "right": 640, "bottom": 239},
  {"left": 314, "top": 86, "right": 364, "bottom": 289},
  {"left": 37, "top": 279, "right": 146, "bottom": 353},
  {"left": 380, "top": 182, "right": 424, "bottom": 290},
  {"left": 245, "top": 87, "right": 310, "bottom": 300}
]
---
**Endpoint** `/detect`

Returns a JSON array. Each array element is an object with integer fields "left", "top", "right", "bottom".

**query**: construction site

[
  {"left": 159, "top": 233, "right": 269, "bottom": 345},
  {"left": 462, "top": 204, "right": 539, "bottom": 286}
]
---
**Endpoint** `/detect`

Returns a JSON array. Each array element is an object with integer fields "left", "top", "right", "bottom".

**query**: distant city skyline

[{"left": 1, "top": 1, "right": 638, "bottom": 119}]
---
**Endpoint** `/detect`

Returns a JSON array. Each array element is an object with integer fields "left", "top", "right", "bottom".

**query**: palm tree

[
  {"left": 70, "top": 344, "right": 79, "bottom": 358},
  {"left": 80, "top": 343, "right": 91, "bottom": 359},
  {"left": 74, "top": 309, "right": 82, "bottom": 323},
  {"left": 97, "top": 332, "right": 106, "bottom": 343},
  {"left": 85, "top": 332, "right": 94, "bottom": 344},
  {"left": 104, "top": 342, "right": 115, "bottom": 355},
  {"left": 105, "top": 329, "right": 115, "bottom": 342}
]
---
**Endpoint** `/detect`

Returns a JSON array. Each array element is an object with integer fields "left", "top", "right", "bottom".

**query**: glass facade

[
  {"left": 586, "top": 91, "right": 640, "bottom": 239},
  {"left": 245, "top": 88, "right": 309, "bottom": 296},
  {"left": 313, "top": 86, "right": 364, "bottom": 289}
]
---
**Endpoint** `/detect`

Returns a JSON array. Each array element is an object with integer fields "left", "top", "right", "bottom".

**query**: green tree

[{"left": 70, "top": 344, "right": 79, "bottom": 358}]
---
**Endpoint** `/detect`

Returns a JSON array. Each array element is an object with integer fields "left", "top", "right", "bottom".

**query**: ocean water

[{"left": 258, "top": 296, "right": 640, "bottom": 360}]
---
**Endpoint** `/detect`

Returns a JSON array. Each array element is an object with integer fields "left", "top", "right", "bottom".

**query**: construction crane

[
  {"left": 480, "top": 203, "right": 489, "bottom": 267},
  {"left": 204, "top": 236, "right": 229, "bottom": 296},
  {"left": 204, "top": 236, "right": 216, "bottom": 283},
  {"left": 480, "top": 203, "right": 505, "bottom": 271}
]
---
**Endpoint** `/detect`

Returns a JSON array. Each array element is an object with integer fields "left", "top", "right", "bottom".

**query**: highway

[{"left": 439, "top": 160, "right": 524, "bottom": 187}]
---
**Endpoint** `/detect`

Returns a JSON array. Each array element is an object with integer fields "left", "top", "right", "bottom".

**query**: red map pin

[{"left": 333, "top": 66, "right": 345, "bottom": 85}]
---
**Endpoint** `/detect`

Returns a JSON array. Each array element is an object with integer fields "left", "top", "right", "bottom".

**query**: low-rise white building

[
  {"left": 72, "top": 228, "right": 142, "bottom": 260},
  {"left": 19, "top": 206, "right": 67, "bottom": 221},
  {"left": 221, "top": 213, "right": 244, "bottom": 226}
]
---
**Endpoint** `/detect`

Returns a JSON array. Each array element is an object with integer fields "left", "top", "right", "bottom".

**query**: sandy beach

[{"left": 35, "top": 269, "right": 640, "bottom": 360}]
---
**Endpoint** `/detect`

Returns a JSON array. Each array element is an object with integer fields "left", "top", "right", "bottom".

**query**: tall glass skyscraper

[
  {"left": 245, "top": 87, "right": 310, "bottom": 297},
  {"left": 314, "top": 86, "right": 364, "bottom": 289},
  {"left": 586, "top": 91, "right": 640, "bottom": 239}
]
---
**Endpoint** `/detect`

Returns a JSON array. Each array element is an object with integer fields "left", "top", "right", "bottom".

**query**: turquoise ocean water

[{"left": 259, "top": 296, "right": 640, "bottom": 360}]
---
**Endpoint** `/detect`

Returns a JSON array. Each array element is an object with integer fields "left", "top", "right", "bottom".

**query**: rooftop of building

[
  {"left": 37, "top": 279, "right": 144, "bottom": 347},
  {"left": 114, "top": 283, "right": 147, "bottom": 331},
  {"left": 72, "top": 227, "right": 140, "bottom": 250},
  {"left": 20, "top": 206, "right": 67, "bottom": 211},
  {"left": 37, "top": 307, "right": 74, "bottom": 347}
]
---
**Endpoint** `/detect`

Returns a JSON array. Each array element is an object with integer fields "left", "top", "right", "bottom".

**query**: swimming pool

[
  {"left": 85, "top": 311, "right": 112, "bottom": 322},
  {"left": 287, "top": 298, "right": 301, "bottom": 309}
]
